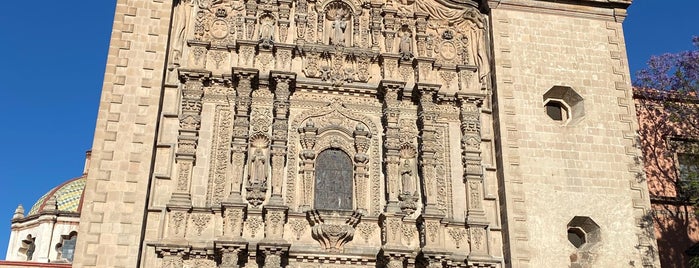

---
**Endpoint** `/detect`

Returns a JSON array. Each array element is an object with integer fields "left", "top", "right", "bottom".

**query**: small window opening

[
  {"left": 567, "top": 227, "right": 586, "bottom": 248},
  {"left": 545, "top": 100, "right": 568, "bottom": 121}
]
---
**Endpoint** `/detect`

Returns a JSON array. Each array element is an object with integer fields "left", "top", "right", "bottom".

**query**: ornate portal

[
  {"left": 152, "top": 0, "right": 486, "bottom": 266},
  {"left": 64, "top": 0, "right": 661, "bottom": 266}
]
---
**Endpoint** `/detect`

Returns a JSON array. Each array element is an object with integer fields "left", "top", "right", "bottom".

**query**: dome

[{"left": 28, "top": 176, "right": 86, "bottom": 216}]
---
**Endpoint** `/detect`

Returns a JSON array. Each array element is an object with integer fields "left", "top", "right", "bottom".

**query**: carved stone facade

[{"left": 72, "top": 0, "right": 659, "bottom": 267}]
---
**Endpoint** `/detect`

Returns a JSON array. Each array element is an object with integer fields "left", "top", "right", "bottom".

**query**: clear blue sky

[{"left": 0, "top": 1, "right": 696, "bottom": 259}]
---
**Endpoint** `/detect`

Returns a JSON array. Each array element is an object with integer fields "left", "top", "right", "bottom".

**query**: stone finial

[
  {"left": 12, "top": 204, "right": 24, "bottom": 220},
  {"left": 45, "top": 196, "right": 58, "bottom": 212},
  {"left": 83, "top": 150, "right": 92, "bottom": 175}
]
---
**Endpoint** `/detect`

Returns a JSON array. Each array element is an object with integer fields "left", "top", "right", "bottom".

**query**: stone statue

[
  {"left": 171, "top": 0, "right": 193, "bottom": 63},
  {"left": 250, "top": 149, "right": 267, "bottom": 185},
  {"left": 399, "top": 30, "right": 413, "bottom": 61},
  {"left": 259, "top": 16, "right": 275, "bottom": 48},
  {"left": 330, "top": 8, "right": 348, "bottom": 46},
  {"left": 401, "top": 160, "right": 415, "bottom": 195}
]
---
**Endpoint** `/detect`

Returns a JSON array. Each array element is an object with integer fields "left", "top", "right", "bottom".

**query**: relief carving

[
  {"left": 356, "top": 222, "right": 376, "bottom": 242},
  {"left": 307, "top": 210, "right": 362, "bottom": 252},
  {"left": 246, "top": 216, "right": 264, "bottom": 238},
  {"left": 191, "top": 213, "right": 211, "bottom": 236},
  {"left": 289, "top": 218, "right": 308, "bottom": 240}
]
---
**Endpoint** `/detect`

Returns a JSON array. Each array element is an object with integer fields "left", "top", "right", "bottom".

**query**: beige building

[{"left": 8, "top": 0, "right": 658, "bottom": 267}]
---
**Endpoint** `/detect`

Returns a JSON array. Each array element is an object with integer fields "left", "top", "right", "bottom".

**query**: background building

[
  {"left": 5, "top": 0, "right": 662, "bottom": 267},
  {"left": 0, "top": 152, "right": 90, "bottom": 267},
  {"left": 635, "top": 88, "right": 699, "bottom": 267}
]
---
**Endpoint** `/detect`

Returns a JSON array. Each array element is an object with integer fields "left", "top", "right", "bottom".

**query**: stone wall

[
  {"left": 72, "top": 0, "right": 172, "bottom": 267},
  {"left": 490, "top": 1, "right": 657, "bottom": 267}
]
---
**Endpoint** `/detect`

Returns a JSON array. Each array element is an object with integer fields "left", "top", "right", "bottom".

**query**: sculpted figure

[
  {"left": 401, "top": 160, "right": 415, "bottom": 195},
  {"left": 171, "top": 0, "right": 193, "bottom": 63},
  {"left": 399, "top": 30, "right": 413, "bottom": 60},
  {"left": 250, "top": 149, "right": 267, "bottom": 185},
  {"left": 330, "top": 8, "right": 348, "bottom": 45},
  {"left": 259, "top": 16, "right": 275, "bottom": 48}
]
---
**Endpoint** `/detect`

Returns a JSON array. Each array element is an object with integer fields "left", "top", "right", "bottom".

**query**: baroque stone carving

[
  {"left": 289, "top": 218, "right": 308, "bottom": 240},
  {"left": 448, "top": 227, "right": 467, "bottom": 249},
  {"left": 356, "top": 222, "right": 375, "bottom": 242},
  {"left": 307, "top": 210, "right": 362, "bottom": 252},
  {"left": 191, "top": 213, "right": 211, "bottom": 236},
  {"left": 246, "top": 216, "right": 264, "bottom": 238}
]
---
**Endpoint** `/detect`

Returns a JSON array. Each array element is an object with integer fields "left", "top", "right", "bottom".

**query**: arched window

[{"left": 314, "top": 149, "right": 353, "bottom": 210}]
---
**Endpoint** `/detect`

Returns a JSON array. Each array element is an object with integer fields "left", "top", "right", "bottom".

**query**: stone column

[
  {"left": 416, "top": 83, "right": 442, "bottom": 216},
  {"left": 383, "top": 9, "right": 397, "bottom": 53},
  {"left": 457, "top": 94, "right": 487, "bottom": 221},
  {"left": 369, "top": 2, "right": 382, "bottom": 50},
  {"left": 298, "top": 121, "right": 317, "bottom": 211},
  {"left": 414, "top": 12, "right": 428, "bottom": 58},
  {"left": 456, "top": 94, "right": 491, "bottom": 259},
  {"left": 269, "top": 71, "right": 295, "bottom": 205},
  {"left": 353, "top": 124, "right": 371, "bottom": 213},
  {"left": 226, "top": 68, "right": 258, "bottom": 204},
  {"left": 278, "top": 0, "right": 292, "bottom": 43},
  {"left": 381, "top": 80, "right": 405, "bottom": 212},
  {"left": 169, "top": 70, "right": 209, "bottom": 207}
]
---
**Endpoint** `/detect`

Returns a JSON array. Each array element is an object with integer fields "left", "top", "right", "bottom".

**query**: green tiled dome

[{"left": 28, "top": 177, "right": 86, "bottom": 216}]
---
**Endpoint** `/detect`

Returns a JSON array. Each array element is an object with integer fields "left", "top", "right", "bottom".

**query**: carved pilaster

[
  {"left": 169, "top": 69, "right": 209, "bottom": 207},
  {"left": 269, "top": 71, "right": 295, "bottom": 205},
  {"left": 414, "top": 12, "right": 428, "bottom": 58},
  {"left": 263, "top": 205, "right": 288, "bottom": 243},
  {"left": 222, "top": 202, "right": 246, "bottom": 238},
  {"left": 383, "top": 9, "right": 397, "bottom": 53},
  {"left": 298, "top": 120, "right": 317, "bottom": 211},
  {"left": 226, "top": 68, "right": 259, "bottom": 204},
  {"left": 215, "top": 241, "right": 248, "bottom": 268},
  {"left": 369, "top": 2, "right": 383, "bottom": 50},
  {"left": 457, "top": 94, "right": 487, "bottom": 222},
  {"left": 278, "top": 0, "right": 292, "bottom": 43},
  {"left": 417, "top": 83, "right": 442, "bottom": 216},
  {"left": 354, "top": 124, "right": 371, "bottom": 213},
  {"left": 206, "top": 77, "right": 234, "bottom": 207},
  {"left": 382, "top": 214, "right": 403, "bottom": 248},
  {"left": 381, "top": 80, "right": 405, "bottom": 212},
  {"left": 260, "top": 243, "right": 289, "bottom": 268},
  {"left": 155, "top": 245, "right": 189, "bottom": 268}
]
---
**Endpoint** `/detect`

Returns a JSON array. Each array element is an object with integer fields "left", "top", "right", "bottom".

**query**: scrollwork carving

[
  {"left": 191, "top": 213, "right": 211, "bottom": 236},
  {"left": 307, "top": 210, "right": 362, "bottom": 252}
]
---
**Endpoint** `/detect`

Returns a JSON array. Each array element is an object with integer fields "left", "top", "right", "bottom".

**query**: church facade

[{"left": 69, "top": 0, "right": 658, "bottom": 267}]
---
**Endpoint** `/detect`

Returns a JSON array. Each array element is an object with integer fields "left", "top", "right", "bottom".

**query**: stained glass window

[{"left": 314, "top": 149, "right": 353, "bottom": 210}]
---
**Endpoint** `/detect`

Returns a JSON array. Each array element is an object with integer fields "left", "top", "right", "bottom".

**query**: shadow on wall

[{"left": 635, "top": 88, "right": 699, "bottom": 268}]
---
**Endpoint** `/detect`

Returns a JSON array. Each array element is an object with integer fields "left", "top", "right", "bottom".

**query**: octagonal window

[
  {"left": 566, "top": 216, "right": 600, "bottom": 249},
  {"left": 543, "top": 86, "right": 584, "bottom": 125}
]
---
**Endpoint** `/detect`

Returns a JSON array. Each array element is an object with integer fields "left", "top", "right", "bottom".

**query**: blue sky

[{"left": 0, "top": 1, "right": 696, "bottom": 259}]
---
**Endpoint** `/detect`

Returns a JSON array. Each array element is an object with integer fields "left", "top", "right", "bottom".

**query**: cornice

[{"left": 487, "top": 0, "right": 631, "bottom": 22}]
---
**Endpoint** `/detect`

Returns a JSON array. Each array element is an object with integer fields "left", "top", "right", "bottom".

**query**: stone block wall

[
  {"left": 72, "top": 0, "right": 172, "bottom": 267},
  {"left": 490, "top": 1, "right": 658, "bottom": 267}
]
